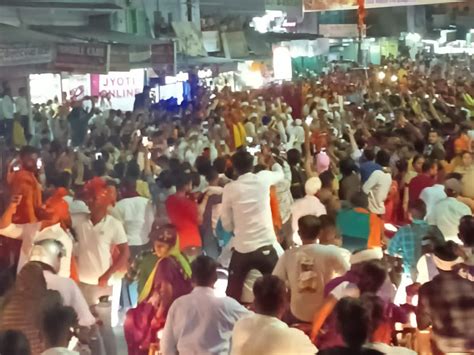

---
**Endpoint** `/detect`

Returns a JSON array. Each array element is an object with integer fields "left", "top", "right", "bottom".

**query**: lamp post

[{"left": 357, "top": 0, "right": 366, "bottom": 64}]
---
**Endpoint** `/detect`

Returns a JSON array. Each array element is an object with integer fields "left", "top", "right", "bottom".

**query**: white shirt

[
  {"left": 43, "top": 270, "right": 96, "bottom": 327},
  {"left": 112, "top": 196, "right": 154, "bottom": 246},
  {"left": 221, "top": 165, "right": 284, "bottom": 253},
  {"left": 162, "top": 287, "right": 250, "bottom": 355},
  {"left": 420, "top": 184, "right": 447, "bottom": 217},
  {"left": 291, "top": 195, "right": 327, "bottom": 239},
  {"left": 15, "top": 96, "right": 29, "bottom": 116},
  {"left": 72, "top": 214, "right": 128, "bottom": 285},
  {"left": 426, "top": 197, "right": 471, "bottom": 241},
  {"left": 363, "top": 169, "right": 392, "bottom": 214},
  {"left": 1, "top": 95, "right": 14, "bottom": 119},
  {"left": 273, "top": 244, "right": 349, "bottom": 322},
  {"left": 41, "top": 348, "right": 79, "bottom": 355},
  {"left": 0, "top": 223, "right": 74, "bottom": 278},
  {"left": 231, "top": 314, "right": 317, "bottom": 355}
]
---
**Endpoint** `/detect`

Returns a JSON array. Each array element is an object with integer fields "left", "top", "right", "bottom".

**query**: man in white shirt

[
  {"left": 221, "top": 150, "right": 284, "bottom": 301},
  {"left": 15, "top": 87, "right": 30, "bottom": 137},
  {"left": 231, "top": 275, "right": 317, "bottom": 355},
  {"left": 426, "top": 179, "right": 471, "bottom": 243},
  {"left": 363, "top": 150, "right": 392, "bottom": 215},
  {"left": 162, "top": 256, "right": 250, "bottom": 355},
  {"left": 273, "top": 215, "right": 349, "bottom": 323},
  {"left": 1, "top": 87, "right": 14, "bottom": 144},
  {"left": 291, "top": 177, "right": 327, "bottom": 245},
  {"left": 72, "top": 178, "right": 129, "bottom": 355},
  {"left": 112, "top": 193, "right": 154, "bottom": 307}
]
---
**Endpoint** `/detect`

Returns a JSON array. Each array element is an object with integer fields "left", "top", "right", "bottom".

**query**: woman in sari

[{"left": 124, "top": 224, "right": 192, "bottom": 355}]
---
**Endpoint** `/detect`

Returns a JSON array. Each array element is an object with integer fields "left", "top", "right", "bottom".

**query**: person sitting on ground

[
  {"left": 161, "top": 255, "right": 249, "bottom": 355},
  {"left": 41, "top": 305, "right": 79, "bottom": 355},
  {"left": 273, "top": 215, "right": 349, "bottom": 324},
  {"left": 231, "top": 275, "right": 317, "bottom": 355}
]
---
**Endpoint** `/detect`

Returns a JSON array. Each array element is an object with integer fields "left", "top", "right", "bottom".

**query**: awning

[
  {"left": 31, "top": 26, "right": 168, "bottom": 46},
  {"left": 0, "top": 23, "right": 82, "bottom": 44}
]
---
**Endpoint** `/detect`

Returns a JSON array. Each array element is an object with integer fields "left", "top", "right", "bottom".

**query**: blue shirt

[{"left": 359, "top": 161, "right": 382, "bottom": 184}]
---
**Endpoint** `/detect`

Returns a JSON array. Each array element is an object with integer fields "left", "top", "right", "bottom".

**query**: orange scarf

[
  {"left": 353, "top": 207, "right": 384, "bottom": 248},
  {"left": 10, "top": 170, "right": 42, "bottom": 224}
]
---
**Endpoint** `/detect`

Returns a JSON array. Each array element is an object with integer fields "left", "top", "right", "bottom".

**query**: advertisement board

[
  {"left": 91, "top": 69, "right": 145, "bottom": 111},
  {"left": 304, "top": 0, "right": 461, "bottom": 12},
  {"left": 54, "top": 44, "right": 109, "bottom": 73}
]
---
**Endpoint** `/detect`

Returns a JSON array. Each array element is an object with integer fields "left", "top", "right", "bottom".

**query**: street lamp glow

[{"left": 377, "top": 71, "right": 386, "bottom": 80}]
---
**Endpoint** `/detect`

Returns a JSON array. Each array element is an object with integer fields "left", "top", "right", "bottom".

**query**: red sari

[{"left": 124, "top": 256, "right": 192, "bottom": 355}]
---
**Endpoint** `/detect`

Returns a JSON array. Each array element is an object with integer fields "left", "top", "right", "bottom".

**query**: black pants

[{"left": 226, "top": 244, "right": 279, "bottom": 302}]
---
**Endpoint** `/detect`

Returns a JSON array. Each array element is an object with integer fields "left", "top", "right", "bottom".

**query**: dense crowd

[{"left": 0, "top": 52, "right": 474, "bottom": 355}]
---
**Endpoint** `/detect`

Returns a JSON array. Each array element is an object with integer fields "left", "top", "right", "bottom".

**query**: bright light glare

[
  {"left": 251, "top": 10, "right": 285, "bottom": 33},
  {"left": 377, "top": 71, "right": 386, "bottom": 80},
  {"left": 391, "top": 75, "right": 398, "bottom": 82},
  {"left": 273, "top": 46, "right": 292, "bottom": 81}
]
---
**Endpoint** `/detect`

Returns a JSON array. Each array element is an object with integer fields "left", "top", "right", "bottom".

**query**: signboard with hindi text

[
  {"left": 54, "top": 44, "right": 109, "bottom": 73},
  {"left": 304, "top": 0, "right": 461, "bottom": 12},
  {"left": 0, "top": 45, "right": 53, "bottom": 66}
]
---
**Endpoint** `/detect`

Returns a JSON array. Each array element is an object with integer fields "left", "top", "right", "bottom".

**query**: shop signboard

[
  {"left": 91, "top": 69, "right": 145, "bottom": 111},
  {"left": 0, "top": 44, "right": 53, "bottom": 66},
  {"left": 54, "top": 43, "right": 109, "bottom": 73},
  {"left": 319, "top": 24, "right": 359, "bottom": 38},
  {"left": 304, "top": 0, "right": 461, "bottom": 12},
  {"left": 151, "top": 42, "right": 175, "bottom": 76},
  {"left": 109, "top": 44, "right": 131, "bottom": 72}
]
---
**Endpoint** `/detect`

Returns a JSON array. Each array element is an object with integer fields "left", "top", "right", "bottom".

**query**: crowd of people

[{"left": 0, "top": 52, "right": 474, "bottom": 355}]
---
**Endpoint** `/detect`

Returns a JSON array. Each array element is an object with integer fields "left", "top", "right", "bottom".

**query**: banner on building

[
  {"left": 172, "top": 22, "right": 207, "bottom": 57},
  {"left": 0, "top": 45, "right": 53, "bottom": 66},
  {"left": 151, "top": 42, "right": 176, "bottom": 76},
  {"left": 304, "top": 0, "right": 461, "bottom": 12},
  {"left": 54, "top": 44, "right": 109, "bottom": 73},
  {"left": 91, "top": 69, "right": 145, "bottom": 111}
]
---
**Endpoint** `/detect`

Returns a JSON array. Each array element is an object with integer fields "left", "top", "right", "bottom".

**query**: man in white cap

[
  {"left": 290, "top": 177, "right": 326, "bottom": 245},
  {"left": 417, "top": 241, "right": 474, "bottom": 354}
]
